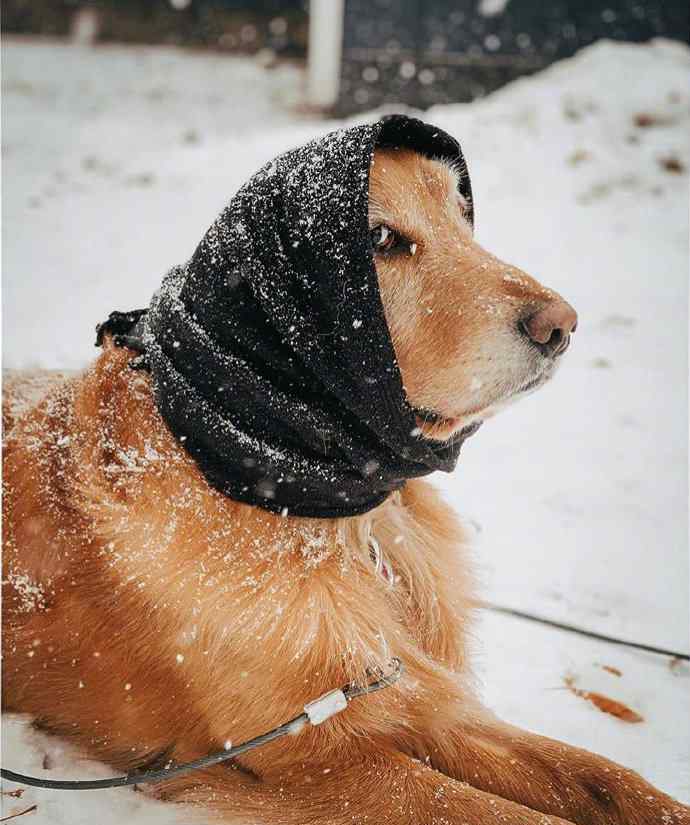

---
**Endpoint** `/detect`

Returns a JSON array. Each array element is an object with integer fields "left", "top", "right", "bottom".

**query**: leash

[
  {"left": 485, "top": 604, "right": 690, "bottom": 662},
  {"left": 0, "top": 660, "right": 403, "bottom": 791}
]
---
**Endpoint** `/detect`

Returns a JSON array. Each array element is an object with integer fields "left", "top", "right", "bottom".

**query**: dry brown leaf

[
  {"left": 584, "top": 692, "right": 644, "bottom": 723},
  {"left": 564, "top": 675, "right": 644, "bottom": 724}
]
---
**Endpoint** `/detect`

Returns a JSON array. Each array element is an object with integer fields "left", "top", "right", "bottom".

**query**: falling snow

[{"left": 1, "top": 35, "right": 688, "bottom": 825}]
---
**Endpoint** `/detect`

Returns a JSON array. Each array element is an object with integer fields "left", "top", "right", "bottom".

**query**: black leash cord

[
  {"left": 0, "top": 660, "right": 403, "bottom": 791},
  {"left": 1, "top": 717, "right": 302, "bottom": 791},
  {"left": 486, "top": 604, "right": 690, "bottom": 662}
]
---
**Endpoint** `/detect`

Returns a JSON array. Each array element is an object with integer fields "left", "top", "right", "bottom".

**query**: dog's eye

[{"left": 371, "top": 224, "right": 400, "bottom": 254}]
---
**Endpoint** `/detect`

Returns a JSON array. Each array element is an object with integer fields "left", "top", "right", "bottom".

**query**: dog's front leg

[
  {"left": 157, "top": 750, "right": 576, "bottom": 825},
  {"left": 421, "top": 712, "right": 689, "bottom": 825}
]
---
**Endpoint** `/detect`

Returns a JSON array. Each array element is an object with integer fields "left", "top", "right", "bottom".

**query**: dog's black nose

[{"left": 520, "top": 300, "right": 578, "bottom": 358}]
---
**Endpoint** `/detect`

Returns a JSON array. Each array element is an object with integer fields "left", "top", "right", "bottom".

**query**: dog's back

[{"left": 2, "top": 370, "right": 74, "bottom": 435}]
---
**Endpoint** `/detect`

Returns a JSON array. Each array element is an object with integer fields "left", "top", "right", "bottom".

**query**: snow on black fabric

[{"left": 101, "top": 115, "right": 475, "bottom": 518}]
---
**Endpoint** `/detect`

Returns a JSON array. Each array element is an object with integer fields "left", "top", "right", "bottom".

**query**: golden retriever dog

[{"left": 3, "top": 143, "right": 688, "bottom": 825}]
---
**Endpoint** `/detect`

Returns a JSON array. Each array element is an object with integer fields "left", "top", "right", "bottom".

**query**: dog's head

[{"left": 369, "top": 148, "right": 577, "bottom": 441}]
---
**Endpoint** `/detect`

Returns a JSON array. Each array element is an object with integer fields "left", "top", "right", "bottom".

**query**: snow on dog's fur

[{"left": 3, "top": 149, "right": 688, "bottom": 825}]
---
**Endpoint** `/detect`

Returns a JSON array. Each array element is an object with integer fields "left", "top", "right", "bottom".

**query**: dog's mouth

[
  {"left": 412, "top": 364, "right": 556, "bottom": 441},
  {"left": 514, "top": 373, "right": 548, "bottom": 396},
  {"left": 451, "top": 420, "right": 483, "bottom": 444},
  {"left": 515, "top": 361, "right": 558, "bottom": 396},
  {"left": 413, "top": 407, "right": 483, "bottom": 443}
]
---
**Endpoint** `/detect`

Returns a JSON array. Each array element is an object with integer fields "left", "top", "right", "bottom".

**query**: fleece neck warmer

[{"left": 98, "top": 115, "right": 478, "bottom": 518}]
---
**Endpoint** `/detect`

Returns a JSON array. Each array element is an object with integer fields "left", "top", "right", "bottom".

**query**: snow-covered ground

[{"left": 2, "top": 36, "right": 689, "bottom": 823}]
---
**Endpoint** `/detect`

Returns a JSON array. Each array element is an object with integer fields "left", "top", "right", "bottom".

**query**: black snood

[{"left": 98, "top": 115, "right": 477, "bottom": 518}]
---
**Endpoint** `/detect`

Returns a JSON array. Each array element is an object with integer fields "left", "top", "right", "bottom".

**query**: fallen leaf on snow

[
  {"left": 564, "top": 675, "right": 643, "bottom": 723},
  {"left": 658, "top": 155, "right": 686, "bottom": 174},
  {"left": 599, "top": 664, "right": 622, "bottom": 677}
]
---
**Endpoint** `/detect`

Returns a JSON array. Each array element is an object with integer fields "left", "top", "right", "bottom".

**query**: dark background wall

[
  {"left": 2, "top": 1, "right": 308, "bottom": 54},
  {"left": 339, "top": 0, "right": 689, "bottom": 112},
  {"left": 3, "top": 1, "right": 688, "bottom": 112}
]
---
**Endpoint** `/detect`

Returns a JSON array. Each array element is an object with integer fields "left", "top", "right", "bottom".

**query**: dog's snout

[{"left": 520, "top": 300, "right": 578, "bottom": 358}]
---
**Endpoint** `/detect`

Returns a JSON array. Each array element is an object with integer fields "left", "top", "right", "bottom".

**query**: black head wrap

[{"left": 98, "top": 115, "right": 478, "bottom": 518}]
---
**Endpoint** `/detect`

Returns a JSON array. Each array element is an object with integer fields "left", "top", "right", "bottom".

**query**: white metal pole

[{"left": 308, "top": 0, "right": 345, "bottom": 108}]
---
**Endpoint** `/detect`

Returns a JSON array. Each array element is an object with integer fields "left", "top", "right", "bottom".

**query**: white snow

[
  {"left": 0, "top": 715, "right": 195, "bottom": 823},
  {"left": 2, "top": 35, "right": 689, "bottom": 822}
]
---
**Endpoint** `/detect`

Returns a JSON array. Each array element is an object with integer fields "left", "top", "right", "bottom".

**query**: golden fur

[{"left": 3, "top": 149, "right": 688, "bottom": 824}]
